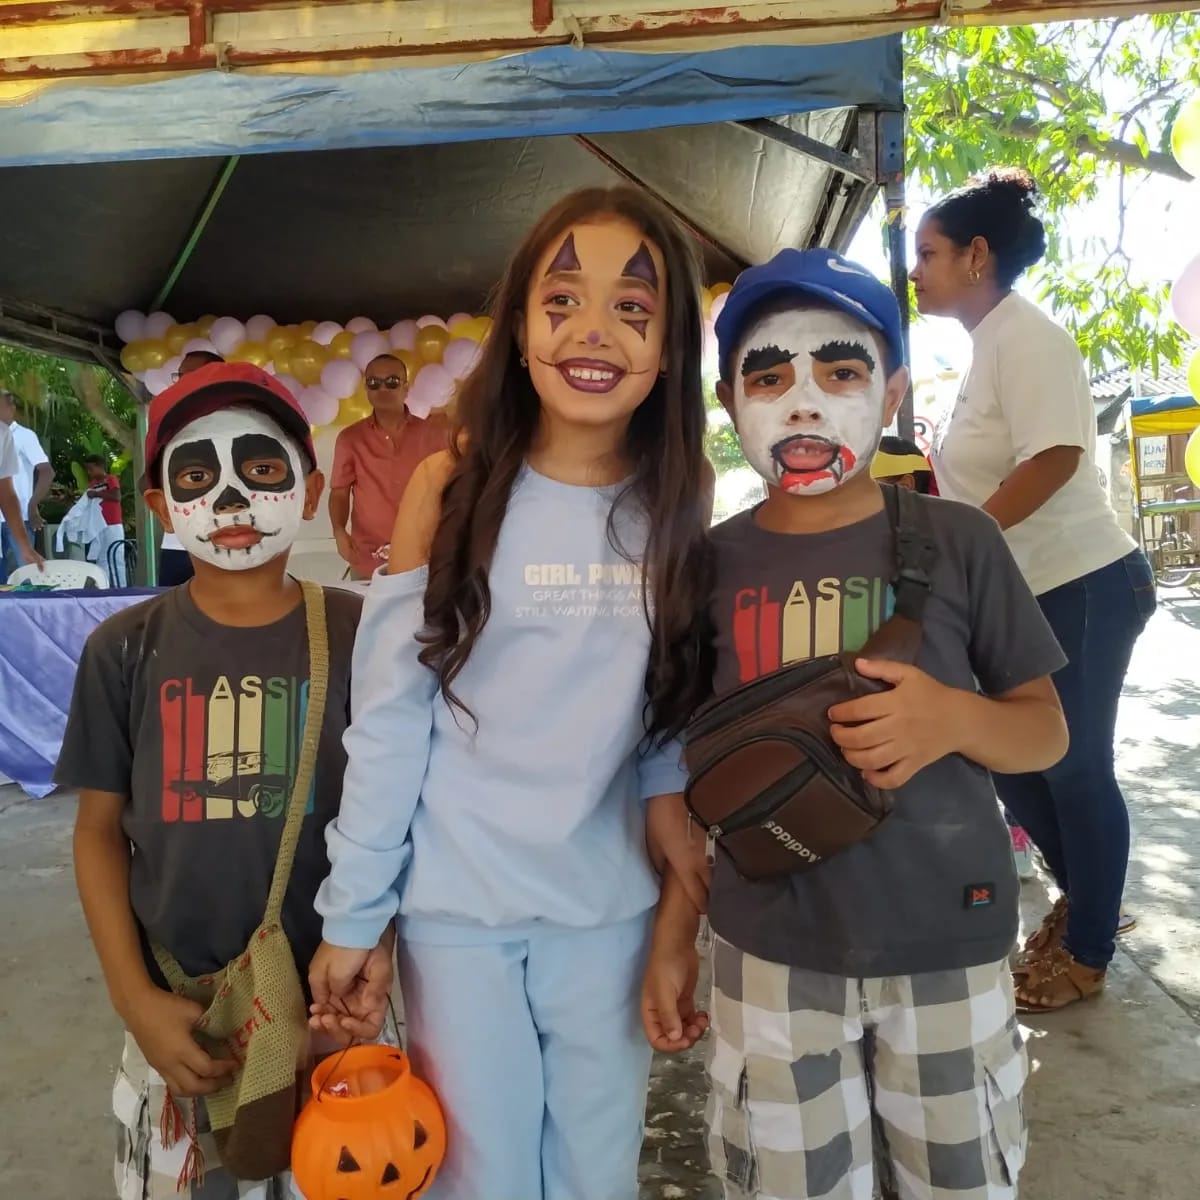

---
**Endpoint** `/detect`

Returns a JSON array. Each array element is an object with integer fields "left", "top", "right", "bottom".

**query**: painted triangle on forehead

[
  {"left": 545, "top": 233, "right": 581, "bottom": 275},
  {"left": 622, "top": 242, "right": 658, "bottom": 289}
]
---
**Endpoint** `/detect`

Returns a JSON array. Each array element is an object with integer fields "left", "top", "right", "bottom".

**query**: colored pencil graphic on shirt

[
  {"left": 731, "top": 576, "right": 894, "bottom": 683},
  {"left": 158, "top": 676, "right": 310, "bottom": 822}
]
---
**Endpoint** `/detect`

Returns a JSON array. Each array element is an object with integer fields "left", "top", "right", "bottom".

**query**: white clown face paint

[
  {"left": 162, "top": 406, "right": 307, "bottom": 571},
  {"left": 732, "top": 309, "right": 887, "bottom": 495}
]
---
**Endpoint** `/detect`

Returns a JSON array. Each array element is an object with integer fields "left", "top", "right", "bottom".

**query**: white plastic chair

[{"left": 8, "top": 560, "right": 108, "bottom": 590}]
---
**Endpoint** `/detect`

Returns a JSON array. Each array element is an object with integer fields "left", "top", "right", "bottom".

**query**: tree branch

[
  {"left": 963, "top": 103, "right": 1193, "bottom": 181},
  {"left": 70, "top": 367, "right": 135, "bottom": 454}
]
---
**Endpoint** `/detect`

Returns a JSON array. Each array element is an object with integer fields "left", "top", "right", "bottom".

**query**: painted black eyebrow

[
  {"left": 741, "top": 344, "right": 797, "bottom": 377},
  {"left": 810, "top": 340, "right": 876, "bottom": 373}
]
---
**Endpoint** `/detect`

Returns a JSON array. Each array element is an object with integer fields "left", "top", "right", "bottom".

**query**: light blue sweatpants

[{"left": 397, "top": 912, "right": 654, "bottom": 1200}]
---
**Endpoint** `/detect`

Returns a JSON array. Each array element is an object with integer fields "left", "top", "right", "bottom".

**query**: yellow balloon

[
  {"left": 392, "top": 349, "right": 420, "bottom": 382},
  {"left": 120, "top": 340, "right": 152, "bottom": 372},
  {"left": 329, "top": 330, "right": 355, "bottom": 359},
  {"left": 195, "top": 314, "right": 218, "bottom": 335},
  {"left": 266, "top": 325, "right": 299, "bottom": 358},
  {"left": 228, "top": 341, "right": 270, "bottom": 367},
  {"left": 1188, "top": 350, "right": 1200, "bottom": 401},
  {"left": 138, "top": 340, "right": 170, "bottom": 369},
  {"left": 709, "top": 282, "right": 732, "bottom": 299},
  {"left": 298, "top": 320, "right": 319, "bottom": 338},
  {"left": 273, "top": 348, "right": 293, "bottom": 376},
  {"left": 337, "top": 392, "right": 372, "bottom": 426},
  {"left": 1186, "top": 426, "right": 1200, "bottom": 489},
  {"left": 701, "top": 289, "right": 713, "bottom": 318},
  {"left": 448, "top": 314, "right": 474, "bottom": 333},
  {"left": 165, "top": 323, "right": 196, "bottom": 355},
  {"left": 290, "top": 339, "right": 326, "bottom": 387},
  {"left": 1171, "top": 95, "right": 1200, "bottom": 180},
  {"left": 417, "top": 326, "right": 451, "bottom": 364}
]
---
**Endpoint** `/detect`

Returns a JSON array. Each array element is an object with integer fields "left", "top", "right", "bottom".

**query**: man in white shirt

[
  {"left": 0, "top": 417, "right": 44, "bottom": 576},
  {"left": 0, "top": 389, "right": 52, "bottom": 582}
]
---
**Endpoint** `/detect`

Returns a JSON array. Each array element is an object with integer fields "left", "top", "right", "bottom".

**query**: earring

[
  {"left": 968, "top": 268, "right": 982, "bottom": 285},
  {"left": 520, "top": 355, "right": 528, "bottom": 367}
]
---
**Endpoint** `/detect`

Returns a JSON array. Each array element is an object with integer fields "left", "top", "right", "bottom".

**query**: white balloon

[
  {"left": 115, "top": 309, "right": 146, "bottom": 344},
  {"left": 182, "top": 338, "right": 220, "bottom": 357},
  {"left": 312, "top": 320, "right": 343, "bottom": 346},
  {"left": 245, "top": 314, "right": 276, "bottom": 342},
  {"left": 346, "top": 316, "right": 378, "bottom": 335},
  {"left": 350, "top": 331, "right": 392, "bottom": 372},
  {"left": 144, "top": 367, "right": 174, "bottom": 395},
  {"left": 144, "top": 311, "right": 175, "bottom": 340},
  {"left": 209, "top": 317, "right": 247, "bottom": 357},
  {"left": 389, "top": 320, "right": 418, "bottom": 352}
]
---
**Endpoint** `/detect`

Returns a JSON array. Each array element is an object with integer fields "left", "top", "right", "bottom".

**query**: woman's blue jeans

[{"left": 994, "top": 549, "right": 1156, "bottom": 970}]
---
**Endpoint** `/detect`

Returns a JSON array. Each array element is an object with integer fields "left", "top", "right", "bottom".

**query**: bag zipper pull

[{"left": 705, "top": 825, "right": 720, "bottom": 866}]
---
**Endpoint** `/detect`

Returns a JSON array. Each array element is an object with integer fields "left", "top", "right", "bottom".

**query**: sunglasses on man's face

[{"left": 366, "top": 375, "right": 406, "bottom": 391}]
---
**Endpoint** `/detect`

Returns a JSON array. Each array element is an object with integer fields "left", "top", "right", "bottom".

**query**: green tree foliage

[
  {"left": 0, "top": 345, "right": 136, "bottom": 521},
  {"left": 906, "top": 15, "right": 1200, "bottom": 373}
]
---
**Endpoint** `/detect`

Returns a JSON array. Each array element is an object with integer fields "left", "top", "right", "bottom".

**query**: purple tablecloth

[{"left": 0, "top": 588, "right": 160, "bottom": 798}]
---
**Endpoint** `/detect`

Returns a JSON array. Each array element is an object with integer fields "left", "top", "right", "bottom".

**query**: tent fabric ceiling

[
  {"left": 0, "top": 117, "right": 863, "bottom": 326},
  {"left": 0, "top": 39, "right": 899, "bottom": 335}
]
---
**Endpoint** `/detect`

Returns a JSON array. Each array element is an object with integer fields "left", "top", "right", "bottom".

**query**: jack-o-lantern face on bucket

[{"left": 292, "top": 1046, "right": 447, "bottom": 1200}]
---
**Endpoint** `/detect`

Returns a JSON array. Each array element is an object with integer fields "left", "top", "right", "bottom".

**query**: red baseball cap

[{"left": 144, "top": 363, "right": 317, "bottom": 487}]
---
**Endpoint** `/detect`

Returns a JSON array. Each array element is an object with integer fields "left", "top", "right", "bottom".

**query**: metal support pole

[{"left": 877, "top": 107, "right": 913, "bottom": 441}]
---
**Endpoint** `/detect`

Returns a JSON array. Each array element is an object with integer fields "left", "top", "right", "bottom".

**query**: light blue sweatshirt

[{"left": 316, "top": 465, "right": 688, "bottom": 949}]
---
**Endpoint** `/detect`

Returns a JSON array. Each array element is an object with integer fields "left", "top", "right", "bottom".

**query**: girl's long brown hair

[{"left": 419, "top": 186, "right": 713, "bottom": 742}]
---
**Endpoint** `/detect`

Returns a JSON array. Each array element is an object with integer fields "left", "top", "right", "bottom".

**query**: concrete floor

[{"left": 1, "top": 592, "right": 1197, "bottom": 1198}]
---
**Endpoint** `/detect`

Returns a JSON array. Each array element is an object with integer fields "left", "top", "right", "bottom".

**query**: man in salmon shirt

[{"left": 329, "top": 352, "right": 450, "bottom": 580}]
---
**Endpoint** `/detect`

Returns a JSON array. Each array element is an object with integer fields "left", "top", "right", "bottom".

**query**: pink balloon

[
  {"left": 144, "top": 311, "right": 175, "bottom": 340},
  {"left": 1171, "top": 254, "right": 1200, "bottom": 337},
  {"left": 321, "top": 358, "right": 362, "bottom": 400},
  {"left": 389, "top": 320, "right": 418, "bottom": 352},
  {"left": 710, "top": 293, "right": 729, "bottom": 322},
  {"left": 164, "top": 354, "right": 183, "bottom": 377},
  {"left": 443, "top": 337, "right": 482, "bottom": 380},
  {"left": 416, "top": 314, "right": 447, "bottom": 330},
  {"left": 312, "top": 320, "right": 343, "bottom": 346},
  {"left": 209, "top": 317, "right": 246, "bottom": 356},
  {"left": 115, "top": 309, "right": 146, "bottom": 344},
  {"left": 182, "top": 337, "right": 220, "bottom": 357},
  {"left": 144, "top": 367, "right": 174, "bottom": 395},
  {"left": 346, "top": 316, "right": 378, "bottom": 335},
  {"left": 245, "top": 314, "right": 276, "bottom": 342},
  {"left": 406, "top": 364, "right": 455, "bottom": 419},
  {"left": 274, "top": 374, "right": 301, "bottom": 398},
  {"left": 350, "top": 330, "right": 392, "bottom": 372},
  {"left": 300, "top": 386, "right": 340, "bottom": 427}
]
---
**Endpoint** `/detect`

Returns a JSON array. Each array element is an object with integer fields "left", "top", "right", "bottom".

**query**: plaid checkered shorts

[
  {"left": 113, "top": 1034, "right": 300, "bottom": 1200},
  {"left": 706, "top": 938, "right": 1027, "bottom": 1200}
]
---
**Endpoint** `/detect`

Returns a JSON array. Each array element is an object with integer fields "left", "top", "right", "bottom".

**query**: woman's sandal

[
  {"left": 1013, "top": 895, "right": 1069, "bottom": 976},
  {"left": 1014, "top": 946, "right": 1105, "bottom": 1013}
]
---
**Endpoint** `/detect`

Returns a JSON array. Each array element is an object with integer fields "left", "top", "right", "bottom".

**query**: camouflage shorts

[{"left": 707, "top": 939, "right": 1028, "bottom": 1200}]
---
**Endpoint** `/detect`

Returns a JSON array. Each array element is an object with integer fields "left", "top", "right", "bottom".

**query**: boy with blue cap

[{"left": 642, "top": 250, "right": 1069, "bottom": 1200}]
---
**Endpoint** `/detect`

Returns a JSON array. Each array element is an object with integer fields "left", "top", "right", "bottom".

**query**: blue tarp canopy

[{"left": 0, "top": 38, "right": 902, "bottom": 337}]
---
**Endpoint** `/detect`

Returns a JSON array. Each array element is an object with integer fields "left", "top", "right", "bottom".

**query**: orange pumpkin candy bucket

[{"left": 292, "top": 1045, "right": 447, "bottom": 1200}]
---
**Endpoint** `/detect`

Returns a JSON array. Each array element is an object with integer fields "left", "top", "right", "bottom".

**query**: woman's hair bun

[{"left": 927, "top": 166, "right": 1047, "bottom": 287}]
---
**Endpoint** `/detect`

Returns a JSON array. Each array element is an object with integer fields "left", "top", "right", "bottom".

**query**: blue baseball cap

[{"left": 715, "top": 248, "right": 905, "bottom": 381}]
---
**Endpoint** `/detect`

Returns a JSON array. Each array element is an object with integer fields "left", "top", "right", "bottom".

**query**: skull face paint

[
  {"left": 163, "top": 406, "right": 307, "bottom": 570},
  {"left": 732, "top": 309, "right": 887, "bottom": 495}
]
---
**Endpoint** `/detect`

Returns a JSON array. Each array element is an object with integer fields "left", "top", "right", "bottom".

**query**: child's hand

[
  {"left": 828, "top": 659, "right": 960, "bottom": 788},
  {"left": 309, "top": 941, "right": 372, "bottom": 1021},
  {"left": 646, "top": 793, "right": 710, "bottom": 914},
  {"left": 126, "top": 986, "right": 238, "bottom": 1098},
  {"left": 641, "top": 938, "right": 708, "bottom": 1054},
  {"left": 309, "top": 931, "right": 395, "bottom": 1045}
]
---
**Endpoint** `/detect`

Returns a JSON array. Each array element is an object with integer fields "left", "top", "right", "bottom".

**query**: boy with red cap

[{"left": 57, "top": 364, "right": 391, "bottom": 1200}]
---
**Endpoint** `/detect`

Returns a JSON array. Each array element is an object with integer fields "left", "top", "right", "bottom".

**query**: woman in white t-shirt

[{"left": 913, "top": 169, "right": 1156, "bottom": 1012}]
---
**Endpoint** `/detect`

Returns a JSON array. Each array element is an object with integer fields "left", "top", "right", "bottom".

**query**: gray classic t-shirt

[
  {"left": 55, "top": 583, "right": 361, "bottom": 981},
  {"left": 706, "top": 494, "right": 1065, "bottom": 978}
]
